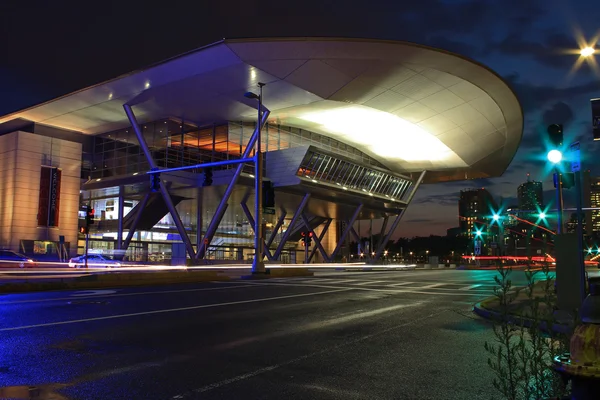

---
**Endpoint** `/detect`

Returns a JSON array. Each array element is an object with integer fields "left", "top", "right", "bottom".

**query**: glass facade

[
  {"left": 86, "top": 119, "right": 385, "bottom": 180},
  {"left": 78, "top": 118, "right": 403, "bottom": 263}
]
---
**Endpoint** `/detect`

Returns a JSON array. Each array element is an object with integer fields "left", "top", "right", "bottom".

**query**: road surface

[{"left": 0, "top": 269, "right": 540, "bottom": 399}]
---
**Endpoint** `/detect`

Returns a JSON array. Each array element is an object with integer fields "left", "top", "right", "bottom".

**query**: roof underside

[{"left": 0, "top": 37, "right": 523, "bottom": 183}]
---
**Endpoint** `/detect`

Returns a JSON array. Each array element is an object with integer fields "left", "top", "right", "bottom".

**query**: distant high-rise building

[
  {"left": 458, "top": 188, "right": 497, "bottom": 239},
  {"left": 590, "top": 176, "right": 600, "bottom": 234},
  {"left": 517, "top": 178, "right": 543, "bottom": 212}
]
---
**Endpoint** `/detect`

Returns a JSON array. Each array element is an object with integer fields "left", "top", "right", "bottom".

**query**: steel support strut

[
  {"left": 266, "top": 208, "right": 287, "bottom": 248},
  {"left": 124, "top": 104, "right": 196, "bottom": 259},
  {"left": 374, "top": 170, "right": 426, "bottom": 260},
  {"left": 273, "top": 194, "right": 310, "bottom": 259},
  {"left": 197, "top": 107, "right": 270, "bottom": 259},
  {"left": 330, "top": 204, "right": 363, "bottom": 260},
  {"left": 308, "top": 218, "right": 332, "bottom": 263},
  {"left": 301, "top": 214, "right": 330, "bottom": 262},
  {"left": 122, "top": 193, "right": 150, "bottom": 254},
  {"left": 240, "top": 197, "right": 274, "bottom": 261}
]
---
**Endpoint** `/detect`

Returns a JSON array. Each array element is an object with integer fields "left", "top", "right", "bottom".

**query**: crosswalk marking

[
  {"left": 353, "top": 280, "right": 387, "bottom": 286},
  {"left": 459, "top": 284, "right": 482, "bottom": 290}
]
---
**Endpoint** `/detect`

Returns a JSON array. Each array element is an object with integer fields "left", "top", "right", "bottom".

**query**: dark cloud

[
  {"left": 542, "top": 102, "right": 575, "bottom": 128},
  {"left": 506, "top": 76, "right": 600, "bottom": 113},
  {"left": 494, "top": 32, "right": 577, "bottom": 70}
]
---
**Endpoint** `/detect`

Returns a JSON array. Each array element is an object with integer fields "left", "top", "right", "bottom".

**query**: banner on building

[{"left": 37, "top": 167, "right": 62, "bottom": 227}]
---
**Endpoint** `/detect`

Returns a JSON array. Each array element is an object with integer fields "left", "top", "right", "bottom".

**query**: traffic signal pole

[{"left": 555, "top": 170, "right": 565, "bottom": 234}]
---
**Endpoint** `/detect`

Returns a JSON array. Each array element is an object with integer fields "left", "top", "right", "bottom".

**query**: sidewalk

[{"left": 473, "top": 280, "right": 575, "bottom": 334}]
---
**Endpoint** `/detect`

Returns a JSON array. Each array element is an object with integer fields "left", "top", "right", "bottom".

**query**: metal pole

[
  {"left": 116, "top": 185, "right": 124, "bottom": 251},
  {"left": 575, "top": 170, "right": 586, "bottom": 299},
  {"left": 304, "top": 239, "right": 309, "bottom": 264},
  {"left": 555, "top": 171, "right": 565, "bottom": 234},
  {"left": 196, "top": 187, "right": 203, "bottom": 253},
  {"left": 253, "top": 83, "right": 266, "bottom": 274}
]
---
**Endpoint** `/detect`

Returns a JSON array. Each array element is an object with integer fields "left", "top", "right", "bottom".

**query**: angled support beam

[
  {"left": 374, "top": 170, "right": 426, "bottom": 260},
  {"left": 124, "top": 103, "right": 196, "bottom": 259},
  {"left": 266, "top": 207, "right": 287, "bottom": 248},
  {"left": 350, "top": 227, "right": 361, "bottom": 243},
  {"left": 273, "top": 194, "right": 310, "bottom": 259},
  {"left": 308, "top": 218, "right": 332, "bottom": 263},
  {"left": 240, "top": 200, "right": 274, "bottom": 261},
  {"left": 373, "top": 212, "right": 403, "bottom": 261},
  {"left": 375, "top": 216, "right": 389, "bottom": 252},
  {"left": 330, "top": 204, "right": 363, "bottom": 260},
  {"left": 301, "top": 213, "right": 330, "bottom": 262},
  {"left": 159, "top": 181, "right": 196, "bottom": 259},
  {"left": 196, "top": 108, "right": 270, "bottom": 259},
  {"left": 121, "top": 193, "right": 151, "bottom": 254}
]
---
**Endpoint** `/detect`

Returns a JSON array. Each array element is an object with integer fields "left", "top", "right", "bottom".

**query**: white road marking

[
  {"left": 0, "top": 284, "right": 268, "bottom": 305},
  {"left": 353, "top": 280, "right": 387, "bottom": 286},
  {"left": 0, "top": 288, "right": 351, "bottom": 332},
  {"left": 420, "top": 283, "right": 445, "bottom": 289},
  {"left": 241, "top": 281, "right": 494, "bottom": 297},
  {"left": 386, "top": 282, "right": 415, "bottom": 287},
  {"left": 459, "top": 284, "right": 483, "bottom": 290},
  {"left": 323, "top": 279, "right": 358, "bottom": 284},
  {"left": 170, "top": 309, "right": 445, "bottom": 398},
  {"left": 71, "top": 290, "right": 118, "bottom": 297}
]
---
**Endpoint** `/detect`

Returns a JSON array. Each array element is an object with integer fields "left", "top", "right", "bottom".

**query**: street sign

[
  {"left": 474, "top": 239, "right": 481, "bottom": 255},
  {"left": 569, "top": 141, "right": 581, "bottom": 172},
  {"left": 263, "top": 207, "right": 275, "bottom": 215}
]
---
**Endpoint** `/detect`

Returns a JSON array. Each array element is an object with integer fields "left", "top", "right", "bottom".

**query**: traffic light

[
  {"left": 262, "top": 181, "right": 275, "bottom": 207},
  {"left": 150, "top": 173, "right": 161, "bottom": 192},
  {"left": 85, "top": 208, "right": 95, "bottom": 226},
  {"left": 203, "top": 168, "right": 213, "bottom": 187},
  {"left": 547, "top": 124, "right": 563, "bottom": 147},
  {"left": 547, "top": 124, "right": 564, "bottom": 164},
  {"left": 553, "top": 172, "right": 575, "bottom": 189}
]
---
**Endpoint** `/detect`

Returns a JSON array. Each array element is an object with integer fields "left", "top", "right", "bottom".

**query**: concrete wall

[{"left": 0, "top": 131, "right": 82, "bottom": 255}]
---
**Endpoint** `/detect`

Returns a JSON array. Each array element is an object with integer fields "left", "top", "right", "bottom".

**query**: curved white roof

[{"left": 0, "top": 37, "right": 523, "bottom": 183}]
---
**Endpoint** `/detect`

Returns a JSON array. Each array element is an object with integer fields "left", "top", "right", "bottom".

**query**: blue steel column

[
  {"left": 196, "top": 108, "right": 270, "bottom": 259},
  {"left": 124, "top": 104, "right": 196, "bottom": 259}
]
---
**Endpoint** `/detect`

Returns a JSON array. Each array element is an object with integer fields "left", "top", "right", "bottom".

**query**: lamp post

[{"left": 245, "top": 83, "right": 266, "bottom": 274}]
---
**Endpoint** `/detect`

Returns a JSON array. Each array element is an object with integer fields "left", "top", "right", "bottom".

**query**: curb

[
  {"left": 0, "top": 271, "right": 230, "bottom": 294},
  {"left": 473, "top": 301, "right": 572, "bottom": 334}
]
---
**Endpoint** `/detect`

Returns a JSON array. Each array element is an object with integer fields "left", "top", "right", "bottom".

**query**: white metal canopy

[{"left": 0, "top": 37, "right": 523, "bottom": 183}]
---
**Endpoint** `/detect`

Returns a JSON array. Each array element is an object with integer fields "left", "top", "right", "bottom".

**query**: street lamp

[
  {"left": 245, "top": 83, "right": 266, "bottom": 274},
  {"left": 581, "top": 47, "right": 596, "bottom": 57},
  {"left": 547, "top": 149, "right": 563, "bottom": 164}
]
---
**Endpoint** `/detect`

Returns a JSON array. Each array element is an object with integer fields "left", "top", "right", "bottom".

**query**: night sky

[{"left": 2, "top": 0, "right": 600, "bottom": 237}]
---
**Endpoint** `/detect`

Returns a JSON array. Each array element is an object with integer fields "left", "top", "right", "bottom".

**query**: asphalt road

[{"left": 0, "top": 269, "right": 545, "bottom": 400}]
